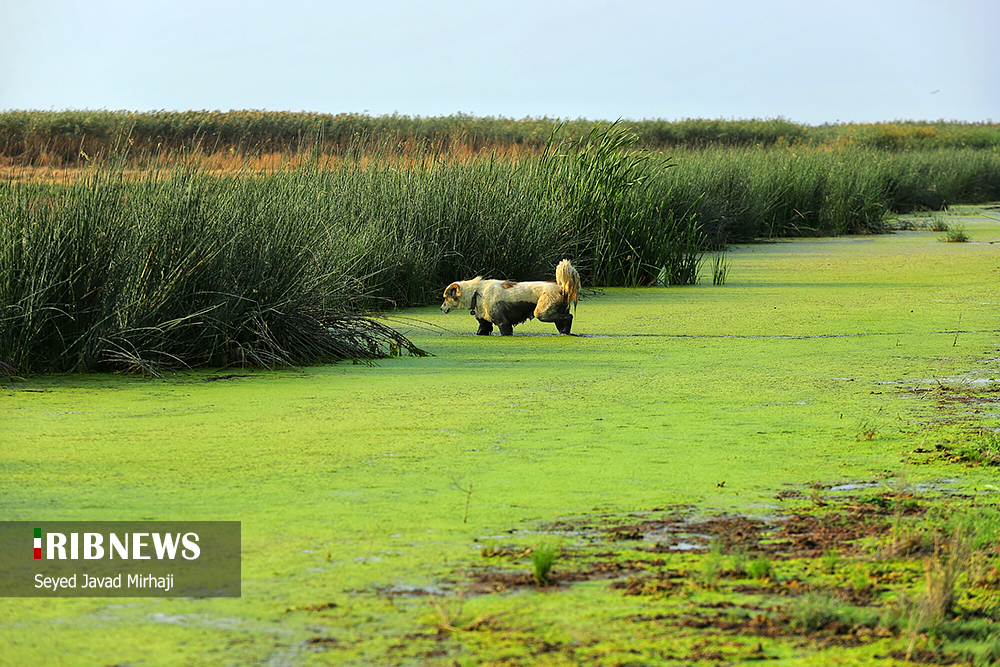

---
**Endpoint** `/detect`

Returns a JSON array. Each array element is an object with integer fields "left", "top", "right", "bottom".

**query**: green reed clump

[
  {"left": 879, "top": 148, "right": 1000, "bottom": 212},
  {"left": 746, "top": 556, "right": 775, "bottom": 580},
  {"left": 0, "top": 164, "right": 426, "bottom": 376},
  {"left": 542, "top": 123, "right": 703, "bottom": 286},
  {"left": 663, "top": 146, "right": 891, "bottom": 241},
  {"left": 711, "top": 251, "right": 731, "bottom": 285},
  {"left": 637, "top": 116, "right": 811, "bottom": 148},
  {"left": 0, "top": 130, "right": 715, "bottom": 376},
  {"left": 531, "top": 542, "right": 559, "bottom": 586}
]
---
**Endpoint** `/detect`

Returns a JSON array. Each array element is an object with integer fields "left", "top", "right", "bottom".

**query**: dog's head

[{"left": 440, "top": 282, "right": 463, "bottom": 314}]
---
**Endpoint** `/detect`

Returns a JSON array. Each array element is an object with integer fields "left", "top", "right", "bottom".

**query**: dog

[{"left": 440, "top": 260, "right": 580, "bottom": 336}]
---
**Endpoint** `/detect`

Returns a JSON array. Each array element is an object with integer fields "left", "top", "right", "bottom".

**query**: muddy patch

[
  {"left": 908, "top": 381, "right": 1000, "bottom": 466},
  {"left": 445, "top": 487, "right": 999, "bottom": 665},
  {"left": 464, "top": 489, "right": 916, "bottom": 595}
]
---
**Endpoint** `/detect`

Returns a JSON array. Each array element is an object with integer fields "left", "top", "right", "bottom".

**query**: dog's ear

[{"left": 444, "top": 283, "right": 461, "bottom": 300}]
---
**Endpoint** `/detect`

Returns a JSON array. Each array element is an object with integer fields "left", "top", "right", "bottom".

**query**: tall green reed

[
  {"left": 541, "top": 123, "right": 703, "bottom": 286},
  {"left": 0, "top": 163, "right": 426, "bottom": 376},
  {"left": 665, "top": 146, "right": 890, "bottom": 241}
]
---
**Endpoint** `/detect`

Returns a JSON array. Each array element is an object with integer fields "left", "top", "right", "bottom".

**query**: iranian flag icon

[{"left": 34, "top": 527, "right": 41, "bottom": 559}]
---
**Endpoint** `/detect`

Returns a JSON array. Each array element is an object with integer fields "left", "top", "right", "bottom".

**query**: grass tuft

[
  {"left": 700, "top": 539, "right": 725, "bottom": 588},
  {"left": 746, "top": 557, "right": 775, "bottom": 580},
  {"left": 711, "top": 251, "right": 731, "bottom": 285},
  {"left": 531, "top": 542, "right": 559, "bottom": 586},
  {"left": 943, "top": 224, "right": 971, "bottom": 242},
  {"left": 788, "top": 594, "right": 847, "bottom": 633}
]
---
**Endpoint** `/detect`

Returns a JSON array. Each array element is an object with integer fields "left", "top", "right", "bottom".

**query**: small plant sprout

[
  {"left": 789, "top": 593, "right": 844, "bottom": 632},
  {"left": 746, "top": 557, "right": 774, "bottom": 580},
  {"left": 711, "top": 250, "right": 731, "bottom": 285},
  {"left": 943, "top": 224, "right": 970, "bottom": 242},
  {"left": 809, "top": 481, "right": 826, "bottom": 507},
  {"left": 821, "top": 549, "right": 839, "bottom": 575},
  {"left": 480, "top": 540, "right": 504, "bottom": 558},
  {"left": 427, "top": 590, "right": 509, "bottom": 633},
  {"left": 730, "top": 548, "right": 749, "bottom": 577},
  {"left": 927, "top": 217, "right": 950, "bottom": 232},
  {"left": 531, "top": 541, "right": 559, "bottom": 586},
  {"left": 857, "top": 417, "right": 879, "bottom": 441},
  {"left": 427, "top": 592, "right": 467, "bottom": 633},
  {"left": 904, "top": 523, "right": 976, "bottom": 661},
  {"left": 700, "top": 539, "right": 725, "bottom": 588},
  {"left": 962, "top": 428, "right": 1000, "bottom": 465}
]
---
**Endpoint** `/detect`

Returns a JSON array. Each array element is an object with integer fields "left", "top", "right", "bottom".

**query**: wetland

[{"left": 2, "top": 205, "right": 1000, "bottom": 665}]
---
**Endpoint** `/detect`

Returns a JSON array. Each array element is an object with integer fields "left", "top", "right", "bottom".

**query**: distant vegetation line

[{"left": 2, "top": 110, "right": 1000, "bottom": 165}]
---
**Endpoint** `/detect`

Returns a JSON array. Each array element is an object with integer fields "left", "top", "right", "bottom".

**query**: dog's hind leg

[
  {"left": 537, "top": 306, "right": 573, "bottom": 335},
  {"left": 476, "top": 318, "right": 494, "bottom": 336}
]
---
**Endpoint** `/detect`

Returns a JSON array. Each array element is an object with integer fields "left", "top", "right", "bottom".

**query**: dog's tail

[{"left": 555, "top": 259, "right": 580, "bottom": 307}]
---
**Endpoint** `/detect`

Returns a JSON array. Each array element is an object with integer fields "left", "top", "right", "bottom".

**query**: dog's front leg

[
  {"left": 476, "top": 318, "right": 494, "bottom": 336},
  {"left": 555, "top": 313, "right": 573, "bottom": 335}
]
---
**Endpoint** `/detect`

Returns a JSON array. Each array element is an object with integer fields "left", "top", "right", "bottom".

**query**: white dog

[{"left": 440, "top": 260, "right": 580, "bottom": 336}]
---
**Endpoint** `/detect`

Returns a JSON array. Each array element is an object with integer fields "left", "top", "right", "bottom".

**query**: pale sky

[{"left": 2, "top": 0, "right": 997, "bottom": 124}]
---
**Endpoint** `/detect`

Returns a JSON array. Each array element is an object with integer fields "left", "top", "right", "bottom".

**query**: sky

[{"left": 1, "top": 0, "right": 997, "bottom": 125}]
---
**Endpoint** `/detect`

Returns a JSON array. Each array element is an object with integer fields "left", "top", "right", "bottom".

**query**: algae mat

[{"left": 2, "top": 207, "right": 1000, "bottom": 665}]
